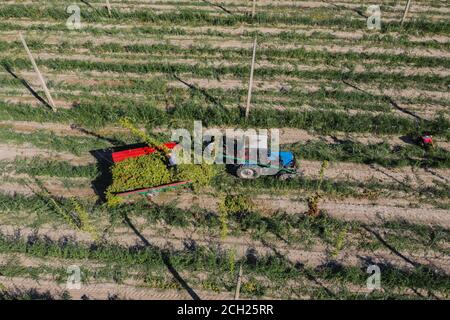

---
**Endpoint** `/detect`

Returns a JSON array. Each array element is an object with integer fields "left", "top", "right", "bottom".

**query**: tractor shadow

[{"left": 89, "top": 142, "right": 147, "bottom": 202}]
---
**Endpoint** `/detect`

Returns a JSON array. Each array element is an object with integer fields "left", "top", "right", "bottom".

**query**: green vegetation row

[
  {"left": 0, "top": 5, "right": 449, "bottom": 34},
  {"left": 0, "top": 189, "right": 448, "bottom": 297},
  {"left": 0, "top": 127, "right": 111, "bottom": 156},
  {"left": 0, "top": 229, "right": 447, "bottom": 298},
  {"left": 4, "top": 37, "right": 449, "bottom": 70},
  {"left": 87, "top": 42, "right": 450, "bottom": 69},
  {"left": 1, "top": 112, "right": 450, "bottom": 168},
  {"left": 290, "top": 140, "right": 450, "bottom": 169},
  {"left": 216, "top": 172, "right": 450, "bottom": 203},
  {"left": 2, "top": 56, "right": 448, "bottom": 92},
  {"left": 1, "top": 18, "right": 449, "bottom": 52},
  {"left": 1, "top": 96, "right": 449, "bottom": 140},
  {"left": 0, "top": 253, "right": 440, "bottom": 300},
  {"left": 3, "top": 38, "right": 449, "bottom": 78},
  {"left": 3, "top": 71, "right": 447, "bottom": 114},
  {"left": 2, "top": 15, "right": 450, "bottom": 54},
  {"left": 122, "top": 199, "right": 450, "bottom": 256},
  {"left": 0, "top": 187, "right": 449, "bottom": 256},
  {"left": 52, "top": 78, "right": 448, "bottom": 112},
  {"left": 53, "top": 80, "right": 395, "bottom": 113},
  {"left": 2, "top": 132, "right": 449, "bottom": 190},
  {"left": 0, "top": 158, "right": 97, "bottom": 178}
]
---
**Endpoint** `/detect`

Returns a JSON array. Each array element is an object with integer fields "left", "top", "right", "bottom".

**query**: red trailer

[{"left": 111, "top": 142, "right": 177, "bottom": 163}]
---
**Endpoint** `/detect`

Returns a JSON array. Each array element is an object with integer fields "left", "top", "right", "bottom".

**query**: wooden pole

[
  {"left": 19, "top": 33, "right": 57, "bottom": 112},
  {"left": 245, "top": 36, "right": 257, "bottom": 119},
  {"left": 105, "top": 0, "right": 112, "bottom": 16},
  {"left": 400, "top": 0, "right": 412, "bottom": 26},
  {"left": 234, "top": 264, "right": 243, "bottom": 300},
  {"left": 252, "top": 0, "right": 257, "bottom": 18}
]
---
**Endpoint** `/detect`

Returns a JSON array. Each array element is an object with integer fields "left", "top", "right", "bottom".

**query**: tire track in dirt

[
  {"left": 0, "top": 172, "right": 94, "bottom": 198},
  {"left": 0, "top": 144, "right": 94, "bottom": 165}
]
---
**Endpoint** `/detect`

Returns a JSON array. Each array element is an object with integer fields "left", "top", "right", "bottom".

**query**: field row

[
  {"left": 0, "top": 2, "right": 449, "bottom": 35},
  {"left": 0, "top": 191, "right": 448, "bottom": 299}
]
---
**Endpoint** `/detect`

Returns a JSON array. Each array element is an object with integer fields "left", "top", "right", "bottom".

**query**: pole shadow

[
  {"left": 201, "top": 0, "right": 235, "bottom": 15},
  {"left": 342, "top": 78, "right": 426, "bottom": 122},
  {"left": 172, "top": 74, "right": 224, "bottom": 108},
  {"left": 260, "top": 238, "right": 336, "bottom": 298},
  {"left": 2, "top": 62, "right": 54, "bottom": 111},
  {"left": 122, "top": 214, "right": 201, "bottom": 300},
  {"left": 71, "top": 124, "right": 126, "bottom": 146},
  {"left": 325, "top": 1, "right": 368, "bottom": 18},
  {"left": 363, "top": 225, "right": 442, "bottom": 273}
]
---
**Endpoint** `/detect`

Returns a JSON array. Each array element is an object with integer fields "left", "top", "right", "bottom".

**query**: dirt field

[{"left": 0, "top": 0, "right": 449, "bottom": 300}]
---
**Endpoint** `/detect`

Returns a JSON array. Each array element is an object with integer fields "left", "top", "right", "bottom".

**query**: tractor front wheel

[{"left": 236, "top": 166, "right": 260, "bottom": 179}]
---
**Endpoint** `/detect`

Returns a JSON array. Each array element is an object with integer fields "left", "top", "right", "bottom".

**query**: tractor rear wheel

[{"left": 236, "top": 166, "right": 260, "bottom": 179}]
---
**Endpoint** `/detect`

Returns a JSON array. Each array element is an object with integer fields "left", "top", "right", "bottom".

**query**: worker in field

[
  {"left": 167, "top": 151, "right": 177, "bottom": 167},
  {"left": 419, "top": 132, "right": 434, "bottom": 150}
]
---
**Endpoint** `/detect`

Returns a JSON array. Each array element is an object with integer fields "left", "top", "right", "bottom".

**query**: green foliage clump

[
  {"left": 106, "top": 192, "right": 124, "bottom": 207},
  {"left": 175, "top": 163, "right": 217, "bottom": 190},
  {"left": 219, "top": 194, "right": 255, "bottom": 216},
  {"left": 105, "top": 154, "right": 218, "bottom": 206},
  {"left": 119, "top": 117, "right": 170, "bottom": 154},
  {"left": 217, "top": 194, "right": 254, "bottom": 239},
  {"left": 108, "top": 154, "right": 172, "bottom": 194}
]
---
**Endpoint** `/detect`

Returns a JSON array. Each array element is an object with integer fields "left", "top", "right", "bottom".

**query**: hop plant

[
  {"left": 119, "top": 117, "right": 170, "bottom": 155},
  {"left": 307, "top": 160, "right": 329, "bottom": 217},
  {"left": 107, "top": 154, "right": 173, "bottom": 193}
]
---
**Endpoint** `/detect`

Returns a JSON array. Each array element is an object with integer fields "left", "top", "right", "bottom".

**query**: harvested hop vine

[{"left": 108, "top": 153, "right": 173, "bottom": 193}]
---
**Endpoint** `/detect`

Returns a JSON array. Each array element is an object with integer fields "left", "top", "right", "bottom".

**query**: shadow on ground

[
  {"left": 2, "top": 62, "right": 53, "bottom": 111},
  {"left": 90, "top": 143, "right": 147, "bottom": 202}
]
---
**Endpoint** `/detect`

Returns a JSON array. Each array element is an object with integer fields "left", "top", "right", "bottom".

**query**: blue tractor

[{"left": 202, "top": 134, "right": 300, "bottom": 180}]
